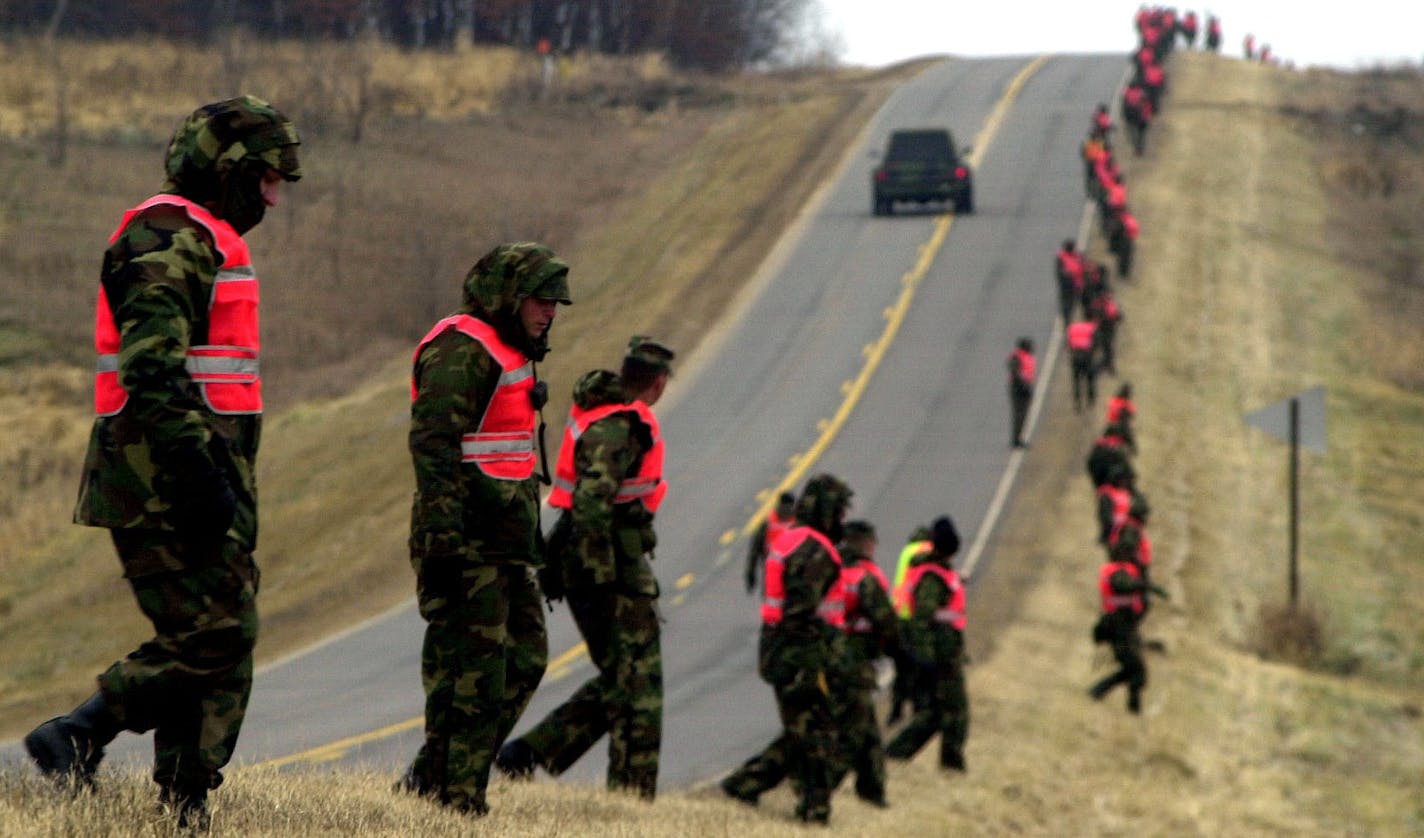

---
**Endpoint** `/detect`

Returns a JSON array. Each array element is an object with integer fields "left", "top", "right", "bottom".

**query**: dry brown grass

[{"left": 2, "top": 44, "right": 1423, "bottom": 837}]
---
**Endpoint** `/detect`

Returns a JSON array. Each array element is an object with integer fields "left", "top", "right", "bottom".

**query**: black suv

[{"left": 872, "top": 128, "right": 974, "bottom": 216}]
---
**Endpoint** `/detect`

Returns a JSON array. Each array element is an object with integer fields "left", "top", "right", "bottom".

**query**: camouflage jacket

[
  {"left": 409, "top": 325, "right": 543, "bottom": 567},
  {"left": 73, "top": 202, "right": 260, "bottom": 549},
  {"left": 843, "top": 555, "right": 901, "bottom": 669},
  {"left": 757, "top": 532, "right": 846, "bottom": 686},
  {"left": 903, "top": 553, "right": 965, "bottom": 665},
  {"left": 565, "top": 403, "right": 659, "bottom": 596}
]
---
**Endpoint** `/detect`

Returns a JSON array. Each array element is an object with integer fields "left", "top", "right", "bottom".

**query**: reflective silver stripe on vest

[
  {"left": 461, "top": 433, "right": 535, "bottom": 460},
  {"left": 96, "top": 350, "right": 258, "bottom": 377},
  {"left": 763, "top": 596, "right": 784, "bottom": 608},
  {"left": 1104, "top": 595, "right": 1137, "bottom": 609},
  {"left": 933, "top": 609, "right": 966, "bottom": 624},
  {"left": 500, "top": 363, "right": 534, "bottom": 387},
  {"left": 215, "top": 266, "right": 257, "bottom": 281},
  {"left": 612, "top": 475, "right": 660, "bottom": 502}
]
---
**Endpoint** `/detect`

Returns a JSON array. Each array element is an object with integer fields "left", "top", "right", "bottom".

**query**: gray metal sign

[{"left": 1245, "top": 385, "right": 1327, "bottom": 454}]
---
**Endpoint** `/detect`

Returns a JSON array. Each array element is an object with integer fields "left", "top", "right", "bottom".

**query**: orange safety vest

[
  {"left": 95, "top": 195, "right": 259, "bottom": 416},
  {"left": 896, "top": 562, "right": 966, "bottom": 630},
  {"left": 842, "top": 558, "right": 891, "bottom": 635},
  {"left": 411, "top": 315, "right": 537, "bottom": 481},
  {"left": 1099, "top": 560, "right": 1145, "bottom": 614},
  {"left": 1120, "top": 212, "right": 1140, "bottom": 240},
  {"left": 1108, "top": 516, "right": 1153, "bottom": 567},
  {"left": 1013, "top": 349, "right": 1036, "bottom": 384},
  {"left": 763, "top": 507, "right": 795, "bottom": 551},
  {"left": 548, "top": 399, "right": 666, "bottom": 512},
  {"left": 1066, "top": 320, "right": 1097, "bottom": 352},
  {"left": 1106, "top": 396, "right": 1135, "bottom": 424},
  {"left": 1097, "top": 483, "right": 1132, "bottom": 528},
  {"left": 1056, "top": 249, "right": 1084, "bottom": 284},
  {"left": 761, "top": 526, "right": 845, "bottom": 629}
]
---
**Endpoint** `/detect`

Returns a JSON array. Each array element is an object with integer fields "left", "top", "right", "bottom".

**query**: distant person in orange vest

[
  {"left": 1087, "top": 285, "right": 1123, "bottom": 375},
  {"left": 1179, "top": 10, "right": 1199, "bottom": 48},
  {"left": 1006, "top": 337, "right": 1036, "bottom": 448},
  {"left": 1089, "top": 539, "right": 1150, "bottom": 714},
  {"left": 1206, "top": 16, "right": 1222, "bottom": 53},
  {"left": 1080, "top": 257, "right": 1110, "bottom": 315},
  {"left": 1081, "top": 130, "right": 1110, "bottom": 194},
  {"left": 746, "top": 491, "right": 796, "bottom": 593},
  {"left": 1091, "top": 103, "right": 1113, "bottom": 136},
  {"left": 1142, "top": 60, "right": 1167, "bottom": 113},
  {"left": 1066, "top": 317, "right": 1099, "bottom": 411},
  {"left": 885, "top": 516, "right": 970, "bottom": 772},
  {"left": 1087, "top": 422, "right": 1135, "bottom": 489},
  {"left": 1055, "top": 239, "right": 1085, "bottom": 323},
  {"left": 1244, "top": 33, "right": 1255, "bottom": 60},
  {"left": 1095, "top": 465, "right": 1135, "bottom": 544},
  {"left": 1105, "top": 382, "right": 1137, "bottom": 451},
  {"left": 1107, "top": 205, "right": 1139, "bottom": 279},
  {"left": 1122, "top": 81, "right": 1152, "bottom": 156}
]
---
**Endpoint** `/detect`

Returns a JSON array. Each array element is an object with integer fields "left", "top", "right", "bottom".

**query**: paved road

[{"left": 19, "top": 53, "right": 1128, "bottom": 793}]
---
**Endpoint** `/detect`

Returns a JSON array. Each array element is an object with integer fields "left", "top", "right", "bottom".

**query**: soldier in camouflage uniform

[
  {"left": 886, "top": 516, "right": 971, "bottom": 772},
  {"left": 401, "top": 243, "right": 573, "bottom": 816},
  {"left": 721, "top": 474, "right": 853, "bottom": 825},
  {"left": 498, "top": 336, "right": 675, "bottom": 800},
  {"left": 23, "top": 96, "right": 301, "bottom": 828},
  {"left": 827, "top": 520, "right": 904, "bottom": 808}
]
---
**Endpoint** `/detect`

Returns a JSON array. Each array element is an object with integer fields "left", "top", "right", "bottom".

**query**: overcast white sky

[{"left": 811, "top": 1, "right": 1423, "bottom": 71}]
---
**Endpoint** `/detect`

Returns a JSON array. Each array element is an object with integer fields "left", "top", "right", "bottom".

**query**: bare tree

[{"left": 44, "top": 0, "right": 69, "bottom": 168}]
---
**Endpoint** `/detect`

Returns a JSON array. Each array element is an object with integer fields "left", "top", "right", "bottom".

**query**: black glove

[
  {"left": 538, "top": 563, "right": 565, "bottom": 604},
  {"left": 168, "top": 463, "right": 237, "bottom": 541}
]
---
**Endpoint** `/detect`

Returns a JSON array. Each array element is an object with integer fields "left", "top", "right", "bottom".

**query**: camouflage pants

[
  {"left": 99, "top": 529, "right": 260, "bottom": 797},
  {"left": 885, "top": 657, "right": 969, "bottom": 768},
  {"left": 522, "top": 588, "right": 662, "bottom": 799},
  {"left": 828, "top": 662, "right": 885, "bottom": 803},
  {"left": 722, "top": 673, "right": 840, "bottom": 822},
  {"left": 411, "top": 563, "right": 547, "bottom": 812}
]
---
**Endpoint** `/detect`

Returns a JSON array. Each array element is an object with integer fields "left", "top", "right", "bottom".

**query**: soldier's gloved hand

[
  {"left": 538, "top": 563, "right": 565, "bottom": 604},
  {"left": 168, "top": 463, "right": 238, "bottom": 540}
]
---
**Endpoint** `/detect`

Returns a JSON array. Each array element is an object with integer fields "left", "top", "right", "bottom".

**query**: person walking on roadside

[
  {"left": 1055, "top": 239, "right": 1086, "bottom": 323},
  {"left": 721, "top": 474, "right": 854, "bottom": 825},
  {"left": 888, "top": 524, "right": 933, "bottom": 724},
  {"left": 1007, "top": 337, "right": 1036, "bottom": 448},
  {"left": 401, "top": 242, "right": 573, "bottom": 816},
  {"left": 498, "top": 337, "right": 676, "bottom": 800},
  {"left": 1090, "top": 539, "right": 1150, "bottom": 714},
  {"left": 23, "top": 96, "right": 302, "bottom": 829},
  {"left": 1066, "top": 317, "right": 1100, "bottom": 412},
  {"left": 886, "top": 516, "right": 970, "bottom": 772},
  {"left": 1105, "top": 382, "right": 1138, "bottom": 452},
  {"left": 746, "top": 491, "right": 797, "bottom": 594},
  {"left": 1087, "top": 285, "right": 1123, "bottom": 376},
  {"left": 827, "top": 520, "right": 903, "bottom": 807}
]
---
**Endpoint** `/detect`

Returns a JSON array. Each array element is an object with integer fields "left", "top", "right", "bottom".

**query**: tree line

[{"left": 0, "top": 0, "right": 814, "bottom": 71}]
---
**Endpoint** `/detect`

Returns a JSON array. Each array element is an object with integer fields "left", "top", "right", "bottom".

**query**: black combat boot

[
  {"left": 494, "top": 738, "right": 537, "bottom": 780},
  {"left": 24, "top": 692, "right": 121, "bottom": 786}
]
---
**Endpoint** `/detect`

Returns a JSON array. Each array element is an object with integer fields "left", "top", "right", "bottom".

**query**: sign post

[{"left": 1245, "top": 386, "right": 1326, "bottom": 607}]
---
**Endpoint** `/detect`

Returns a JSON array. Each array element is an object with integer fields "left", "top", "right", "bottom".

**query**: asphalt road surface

[{"left": 23, "top": 53, "right": 1129, "bottom": 794}]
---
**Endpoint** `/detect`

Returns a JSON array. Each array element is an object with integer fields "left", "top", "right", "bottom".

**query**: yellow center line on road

[{"left": 251, "top": 54, "right": 1049, "bottom": 773}]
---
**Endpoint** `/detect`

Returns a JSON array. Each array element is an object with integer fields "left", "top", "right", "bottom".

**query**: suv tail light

[
  {"left": 874, "top": 169, "right": 889, "bottom": 182},
  {"left": 954, "top": 166, "right": 968, "bottom": 180}
]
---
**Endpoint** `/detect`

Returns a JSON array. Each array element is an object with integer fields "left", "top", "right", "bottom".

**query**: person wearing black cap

[
  {"left": 499, "top": 336, "right": 674, "bottom": 800},
  {"left": 1006, "top": 337, "right": 1036, "bottom": 448},
  {"left": 885, "top": 515, "right": 971, "bottom": 772}
]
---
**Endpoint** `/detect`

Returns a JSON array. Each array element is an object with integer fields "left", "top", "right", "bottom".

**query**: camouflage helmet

[
  {"left": 796, "top": 473, "right": 852, "bottom": 539},
  {"left": 461, "top": 242, "right": 571, "bottom": 362},
  {"left": 572, "top": 368, "right": 622, "bottom": 410},
  {"left": 461, "top": 242, "right": 572, "bottom": 317},
  {"left": 162, "top": 95, "right": 301, "bottom": 204}
]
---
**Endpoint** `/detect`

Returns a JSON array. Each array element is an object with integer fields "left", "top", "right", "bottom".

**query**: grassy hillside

[{"left": 2, "top": 43, "right": 1422, "bottom": 836}]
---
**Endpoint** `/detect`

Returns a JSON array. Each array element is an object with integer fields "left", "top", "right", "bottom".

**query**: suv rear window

[{"left": 886, "top": 130, "right": 955, "bottom": 162}]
